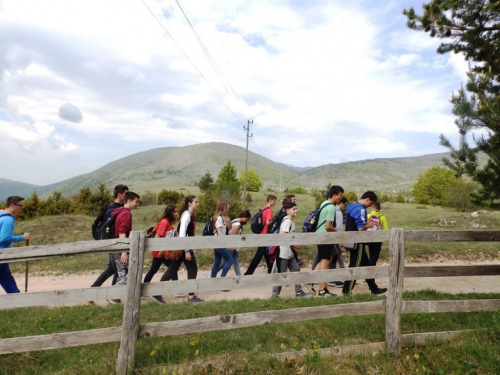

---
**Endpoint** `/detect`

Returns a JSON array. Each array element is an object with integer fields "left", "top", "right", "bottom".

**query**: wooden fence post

[
  {"left": 116, "top": 231, "right": 145, "bottom": 375},
  {"left": 385, "top": 228, "right": 405, "bottom": 354}
]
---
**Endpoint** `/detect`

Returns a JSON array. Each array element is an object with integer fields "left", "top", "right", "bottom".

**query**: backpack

[
  {"left": 267, "top": 208, "right": 287, "bottom": 235},
  {"left": 99, "top": 215, "right": 117, "bottom": 240},
  {"left": 302, "top": 203, "right": 333, "bottom": 233},
  {"left": 367, "top": 215, "right": 382, "bottom": 231},
  {"left": 91, "top": 206, "right": 108, "bottom": 240},
  {"left": 202, "top": 216, "right": 216, "bottom": 236},
  {"left": 250, "top": 207, "right": 271, "bottom": 234}
]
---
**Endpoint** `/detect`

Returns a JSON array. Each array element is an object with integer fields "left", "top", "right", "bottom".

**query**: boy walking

[
  {"left": 90, "top": 184, "right": 129, "bottom": 288},
  {"left": 110, "top": 191, "right": 140, "bottom": 287},
  {"left": 342, "top": 191, "right": 387, "bottom": 296},
  {"left": 308, "top": 185, "right": 344, "bottom": 297},
  {"left": 271, "top": 202, "right": 310, "bottom": 298},
  {"left": 0, "top": 196, "right": 31, "bottom": 294},
  {"left": 244, "top": 194, "right": 276, "bottom": 275}
]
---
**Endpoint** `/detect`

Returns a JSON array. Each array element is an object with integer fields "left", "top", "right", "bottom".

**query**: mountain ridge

[{"left": 0, "top": 142, "right": 449, "bottom": 199}]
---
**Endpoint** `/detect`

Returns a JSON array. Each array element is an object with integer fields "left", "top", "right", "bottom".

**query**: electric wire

[
  {"left": 173, "top": 0, "right": 248, "bottom": 124},
  {"left": 139, "top": 0, "right": 245, "bottom": 125}
]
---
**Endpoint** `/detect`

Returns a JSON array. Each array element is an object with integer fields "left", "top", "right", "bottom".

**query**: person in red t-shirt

[
  {"left": 109, "top": 192, "right": 140, "bottom": 288},
  {"left": 244, "top": 194, "right": 276, "bottom": 275}
]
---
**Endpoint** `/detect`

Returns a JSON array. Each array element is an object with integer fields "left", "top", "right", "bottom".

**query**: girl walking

[
  {"left": 144, "top": 204, "right": 182, "bottom": 303},
  {"left": 160, "top": 195, "right": 204, "bottom": 303},
  {"left": 209, "top": 199, "right": 234, "bottom": 278}
]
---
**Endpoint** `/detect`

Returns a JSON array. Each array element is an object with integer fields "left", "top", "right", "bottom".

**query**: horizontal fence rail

[
  {"left": 3, "top": 264, "right": 500, "bottom": 310},
  {"left": 2, "top": 230, "right": 500, "bottom": 264}
]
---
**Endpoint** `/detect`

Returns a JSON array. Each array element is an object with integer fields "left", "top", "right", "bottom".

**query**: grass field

[
  {"left": 1, "top": 291, "right": 499, "bottom": 374},
  {"left": 10, "top": 195, "right": 500, "bottom": 275}
]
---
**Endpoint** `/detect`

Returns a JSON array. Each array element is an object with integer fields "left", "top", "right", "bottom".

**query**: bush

[
  {"left": 141, "top": 190, "right": 157, "bottom": 206},
  {"left": 395, "top": 194, "right": 405, "bottom": 203},
  {"left": 343, "top": 191, "right": 358, "bottom": 204},
  {"left": 157, "top": 189, "right": 185, "bottom": 206},
  {"left": 442, "top": 180, "right": 476, "bottom": 211},
  {"left": 290, "top": 187, "right": 308, "bottom": 194}
]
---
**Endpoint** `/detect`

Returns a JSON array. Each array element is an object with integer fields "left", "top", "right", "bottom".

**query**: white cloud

[{"left": 0, "top": 0, "right": 472, "bottom": 184}]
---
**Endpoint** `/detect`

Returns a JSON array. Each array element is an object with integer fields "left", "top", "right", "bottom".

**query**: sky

[{"left": 0, "top": 0, "right": 471, "bottom": 185}]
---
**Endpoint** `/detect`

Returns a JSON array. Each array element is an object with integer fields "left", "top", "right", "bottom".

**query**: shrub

[
  {"left": 395, "top": 194, "right": 405, "bottom": 203},
  {"left": 157, "top": 189, "right": 185, "bottom": 206}
]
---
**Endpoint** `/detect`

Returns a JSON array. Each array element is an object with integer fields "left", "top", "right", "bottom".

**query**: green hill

[{"left": 1, "top": 142, "right": 451, "bottom": 199}]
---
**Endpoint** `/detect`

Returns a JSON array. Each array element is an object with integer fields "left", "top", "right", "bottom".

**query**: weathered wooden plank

[
  {"left": 403, "top": 299, "right": 500, "bottom": 313},
  {"left": 405, "top": 264, "right": 500, "bottom": 278},
  {"left": 0, "top": 302, "right": 385, "bottom": 355},
  {"left": 0, "top": 231, "right": 390, "bottom": 263},
  {"left": 405, "top": 230, "right": 500, "bottom": 242},
  {"left": 116, "top": 231, "right": 145, "bottom": 375},
  {"left": 0, "top": 327, "right": 122, "bottom": 354},
  {"left": 385, "top": 228, "right": 405, "bottom": 354},
  {"left": 0, "top": 267, "right": 389, "bottom": 309},
  {"left": 145, "top": 231, "right": 391, "bottom": 252},
  {"left": 141, "top": 266, "right": 389, "bottom": 297},
  {"left": 0, "top": 238, "right": 130, "bottom": 263},
  {"left": 139, "top": 301, "right": 386, "bottom": 338},
  {"left": 3, "top": 230, "right": 500, "bottom": 264},
  {"left": 0, "top": 285, "right": 127, "bottom": 309},
  {"left": 271, "top": 329, "right": 477, "bottom": 361}
]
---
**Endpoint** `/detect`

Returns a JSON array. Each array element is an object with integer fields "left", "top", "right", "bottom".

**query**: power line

[
  {"left": 173, "top": 0, "right": 248, "bottom": 124},
  {"left": 139, "top": 0, "right": 246, "bottom": 125}
]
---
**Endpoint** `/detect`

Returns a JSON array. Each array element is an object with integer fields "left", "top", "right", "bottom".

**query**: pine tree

[{"left": 405, "top": 1, "right": 500, "bottom": 205}]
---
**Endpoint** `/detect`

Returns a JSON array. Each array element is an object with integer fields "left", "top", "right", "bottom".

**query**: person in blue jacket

[
  {"left": 0, "top": 196, "right": 31, "bottom": 294},
  {"left": 342, "top": 191, "right": 387, "bottom": 296}
]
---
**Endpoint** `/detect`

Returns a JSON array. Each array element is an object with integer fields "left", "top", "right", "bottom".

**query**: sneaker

[
  {"left": 187, "top": 295, "right": 204, "bottom": 303},
  {"left": 371, "top": 288, "right": 388, "bottom": 296},
  {"left": 305, "top": 283, "right": 317, "bottom": 294},
  {"left": 327, "top": 281, "right": 344, "bottom": 288},
  {"left": 174, "top": 292, "right": 188, "bottom": 298},
  {"left": 296, "top": 291, "right": 311, "bottom": 298},
  {"left": 107, "top": 299, "right": 121, "bottom": 304},
  {"left": 152, "top": 295, "right": 166, "bottom": 304},
  {"left": 318, "top": 288, "right": 336, "bottom": 297}
]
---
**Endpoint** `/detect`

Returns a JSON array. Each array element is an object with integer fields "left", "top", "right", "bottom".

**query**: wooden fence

[{"left": 1, "top": 229, "right": 500, "bottom": 374}]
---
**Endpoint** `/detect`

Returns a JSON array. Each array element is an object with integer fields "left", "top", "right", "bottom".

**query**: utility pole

[{"left": 242, "top": 120, "right": 253, "bottom": 204}]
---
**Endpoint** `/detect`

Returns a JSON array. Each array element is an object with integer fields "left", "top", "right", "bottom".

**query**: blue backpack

[{"left": 302, "top": 203, "right": 333, "bottom": 232}]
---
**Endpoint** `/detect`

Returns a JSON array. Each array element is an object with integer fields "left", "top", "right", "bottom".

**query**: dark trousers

[
  {"left": 342, "top": 244, "right": 380, "bottom": 295},
  {"left": 244, "top": 246, "right": 272, "bottom": 275},
  {"left": 160, "top": 250, "right": 198, "bottom": 295},
  {"left": 144, "top": 257, "right": 177, "bottom": 283},
  {"left": 91, "top": 253, "right": 118, "bottom": 287},
  {"left": 0, "top": 263, "right": 20, "bottom": 293}
]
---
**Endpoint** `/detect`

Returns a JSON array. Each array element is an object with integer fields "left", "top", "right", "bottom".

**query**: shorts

[{"left": 317, "top": 244, "right": 334, "bottom": 260}]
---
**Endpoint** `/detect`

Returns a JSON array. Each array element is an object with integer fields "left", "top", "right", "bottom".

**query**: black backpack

[
  {"left": 99, "top": 215, "right": 117, "bottom": 240},
  {"left": 250, "top": 207, "right": 271, "bottom": 234},
  {"left": 91, "top": 206, "right": 108, "bottom": 240},
  {"left": 202, "top": 216, "right": 216, "bottom": 236},
  {"left": 267, "top": 208, "right": 287, "bottom": 235}
]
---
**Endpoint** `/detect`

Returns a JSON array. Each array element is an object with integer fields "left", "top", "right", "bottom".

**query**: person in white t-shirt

[
  {"left": 271, "top": 202, "right": 311, "bottom": 298},
  {"left": 216, "top": 210, "right": 252, "bottom": 277},
  {"left": 210, "top": 199, "right": 234, "bottom": 278}
]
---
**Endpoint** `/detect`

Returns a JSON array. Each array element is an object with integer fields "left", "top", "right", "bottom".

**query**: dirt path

[{"left": 10, "top": 260, "right": 500, "bottom": 303}]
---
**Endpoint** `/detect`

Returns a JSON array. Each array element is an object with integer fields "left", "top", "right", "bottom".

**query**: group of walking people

[{"left": 1, "top": 183, "right": 388, "bottom": 302}]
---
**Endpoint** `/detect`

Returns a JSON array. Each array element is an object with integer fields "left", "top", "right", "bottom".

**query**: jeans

[
  {"left": 210, "top": 248, "right": 234, "bottom": 277},
  {"left": 218, "top": 250, "right": 241, "bottom": 276}
]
